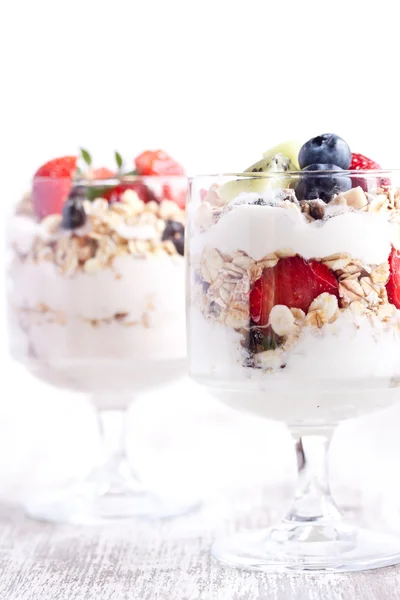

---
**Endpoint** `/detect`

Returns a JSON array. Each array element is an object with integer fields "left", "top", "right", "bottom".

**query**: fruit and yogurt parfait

[
  {"left": 188, "top": 135, "right": 400, "bottom": 428},
  {"left": 8, "top": 149, "right": 187, "bottom": 401},
  {"left": 188, "top": 136, "right": 400, "bottom": 572},
  {"left": 6, "top": 149, "right": 195, "bottom": 524}
]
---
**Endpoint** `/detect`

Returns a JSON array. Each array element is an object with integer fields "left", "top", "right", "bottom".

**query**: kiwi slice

[
  {"left": 262, "top": 140, "right": 303, "bottom": 170},
  {"left": 218, "top": 153, "right": 297, "bottom": 204},
  {"left": 245, "top": 153, "right": 297, "bottom": 174}
]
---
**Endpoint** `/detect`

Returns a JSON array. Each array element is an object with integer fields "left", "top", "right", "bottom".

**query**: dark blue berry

[
  {"left": 68, "top": 185, "right": 88, "bottom": 200},
  {"left": 296, "top": 164, "right": 351, "bottom": 203},
  {"left": 162, "top": 220, "right": 184, "bottom": 255},
  {"left": 299, "top": 134, "right": 351, "bottom": 170},
  {"left": 61, "top": 194, "right": 87, "bottom": 230}
]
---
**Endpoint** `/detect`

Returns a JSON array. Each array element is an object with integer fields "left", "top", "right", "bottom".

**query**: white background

[
  {"left": 1, "top": 0, "right": 400, "bottom": 518},
  {"left": 2, "top": 0, "right": 400, "bottom": 177}
]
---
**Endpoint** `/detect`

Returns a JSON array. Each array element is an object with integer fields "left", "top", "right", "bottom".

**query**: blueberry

[
  {"left": 61, "top": 197, "right": 87, "bottom": 229},
  {"left": 162, "top": 220, "right": 184, "bottom": 256},
  {"left": 296, "top": 164, "right": 352, "bottom": 203},
  {"left": 68, "top": 185, "right": 88, "bottom": 200},
  {"left": 299, "top": 134, "right": 351, "bottom": 170}
]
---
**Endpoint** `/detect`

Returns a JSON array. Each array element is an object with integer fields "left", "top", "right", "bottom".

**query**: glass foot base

[
  {"left": 24, "top": 486, "right": 199, "bottom": 525},
  {"left": 212, "top": 526, "right": 400, "bottom": 573},
  {"left": 24, "top": 449, "right": 200, "bottom": 525}
]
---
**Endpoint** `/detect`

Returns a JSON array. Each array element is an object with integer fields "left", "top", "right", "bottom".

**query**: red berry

[
  {"left": 162, "top": 184, "right": 186, "bottom": 208},
  {"left": 200, "top": 189, "right": 208, "bottom": 202},
  {"left": 386, "top": 248, "right": 400, "bottom": 309},
  {"left": 350, "top": 153, "right": 381, "bottom": 171},
  {"left": 106, "top": 181, "right": 156, "bottom": 204},
  {"left": 92, "top": 167, "right": 115, "bottom": 179},
  {"left": 350, "top": 153, "right": 390, "bottom": 190},
  {"left": 32, "top": 156, "right": 78, "bottom": 219},
  {"left": 250, "top": 256, "right": 339, "bottom": 326},
  {"left": 135, "top": 150, "right": 184, "bottom": 176}
]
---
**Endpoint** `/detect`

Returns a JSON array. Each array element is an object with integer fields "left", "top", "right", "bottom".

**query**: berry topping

[
  {"left": 386, "top": 248, "right": 400, "bottom": 309},
  {"left": 250, "top": 256, "right": 339, "bottom": 326},
  {"left": 34, "top": 156, "right": 78, "bottom": 180},
  {"left": 91, "top": 167, "right": 115, "bottom": 179},
  {"left": 299, "top": 134, "right": 351, "bottom": 170},
  {"left": 135, "top": 150, "right": 185, "bottom": 176},
  {"left": 61, "top": 189, "right": 87, "bottom": 230},
  {"left": 162, "top": 184, "right": 186, "bottom": 208},
  {"left": 106, "top": 181, "right": 157, "bottom": 204},
  {"left": 32, "top": 156, "right": 78, "bottom": 219},
  {"left": 296, "top": 164, "right": 351, "bottom": 202},
  {"left": 69, "top": 185, "right": 88, "bottom": 199},
  {"left": 349, "top": 153, "right": 389, "bottom": 191},
  {"left": 162, "top": 220, "right": 184, "bottom": 255},
  {"left": 350, "top": 153, "right": 381, "bottom": 171}
]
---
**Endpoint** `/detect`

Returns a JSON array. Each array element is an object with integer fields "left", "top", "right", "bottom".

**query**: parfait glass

[
  {"left": 6, "top": 173, "right": 195, "bottom": 524},
  {"left": 187, "top": 170, "right": 400, "bottom": 571}
]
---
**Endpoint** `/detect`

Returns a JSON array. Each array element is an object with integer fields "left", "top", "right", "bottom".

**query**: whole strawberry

[
  {"left": 135, "top": 150, "right": 185, "bottom": 176},
  {"left": 350, "top": 153, "right": 390, "bottom": 190},
  {"left": 32, "top": 156, "right": 78, "bottom": 219},
  {"left": 350, "top": 153, "right": 381, "bottom": 171}
]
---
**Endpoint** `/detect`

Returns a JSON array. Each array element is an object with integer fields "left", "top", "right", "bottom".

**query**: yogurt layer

[
  {"left": 189, "top": 308, "right": 400, "bottom": 427},
  {"left": 192, "top": 203, "right": 394, "bottom": 265},
  {"left": 10, "top": 254, "right": 184, "bottom": 321}
]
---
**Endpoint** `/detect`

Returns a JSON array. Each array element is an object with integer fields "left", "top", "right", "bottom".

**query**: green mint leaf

[
  {"left": 123, "top": 169, "right": 138, "bottom": 176},
  {"left": 85, "top": 184, "right": 116, "bottom": 202},
  {"left": 115, "top": 151, "right": 123, "bottom": 170},
  {"left": 80, "top": 148, "right": 92, "bottom": 167}
]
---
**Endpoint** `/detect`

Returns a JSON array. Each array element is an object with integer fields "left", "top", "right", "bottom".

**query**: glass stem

[
  {"left": 90, "top": 407, "right": 141, "bottom": 493},
  {"left": 285, "top": 435, "right": 341, "bottom": 524},
  {"left": 97, "top": 409, "right": 127, "bottom": 463}
]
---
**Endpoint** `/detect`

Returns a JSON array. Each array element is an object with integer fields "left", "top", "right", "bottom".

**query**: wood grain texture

[{"left": 1, "top": 502, "right": 400, "bottom": 600}]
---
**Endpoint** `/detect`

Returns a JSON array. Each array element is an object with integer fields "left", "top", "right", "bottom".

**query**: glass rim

[
  {"left": 31, "top": 175, "right": 187, "bottom": 184},
  {"left": 189, "top": 169, "right": 400, "bottom": 180}
]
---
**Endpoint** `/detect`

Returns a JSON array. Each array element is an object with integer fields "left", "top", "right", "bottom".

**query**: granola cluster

[
  {"left": 13, "top": 190, "right": 185, "bottom": 276},
  {"left": 193, "top": 246, "right": 396, "bottom": 329},
  {"left": 17, "top": 302, "right": 155, "bottom": 332},
  {"left": 300, "top": 185, "right": 400, "bottom": 223},
  {"left": 194, "top": 184, "right": 400, "bottom": 231}
]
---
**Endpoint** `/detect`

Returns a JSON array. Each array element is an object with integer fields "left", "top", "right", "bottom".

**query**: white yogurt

[
  {"left": 8, "top": 254, "right": 186, "bottom": 402},
  {"left": 188, "top": 308, "right": 400, "bottom": 430},
  {"left": 192, "top": 203, "right": 394, "bottom": 265}
]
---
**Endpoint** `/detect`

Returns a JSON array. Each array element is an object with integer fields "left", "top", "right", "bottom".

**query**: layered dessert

[
  {"left": 188, "top": 135, "right": 400, "bottom": 427},
  {"left": 8, "top": 149, "right": 186, "bottom": 398}
]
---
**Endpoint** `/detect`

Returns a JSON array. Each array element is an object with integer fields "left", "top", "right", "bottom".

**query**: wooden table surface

[
  {"left": 1, "top": 499, "right": 400, "bottom": 600},
  {"left": 3, "top": 370, "right": 400, "bottom": 598}
]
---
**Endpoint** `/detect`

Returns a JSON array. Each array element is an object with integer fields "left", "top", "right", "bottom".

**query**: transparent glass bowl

[
  {"left": 6, "top": 175, "right": 196, "bottom": 523},
  {"left": 187, "top": 170, "right": 400, "bottom": 571}
]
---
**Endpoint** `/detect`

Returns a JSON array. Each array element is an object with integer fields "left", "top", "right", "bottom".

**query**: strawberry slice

[
  {"left": 92, "top": 167, "right": 115, "bottom": 179},
  {"left": 32, "top": 156, "right": 77, "bottom": 219},
  {"left": 250, "top": 256, "right": 339, "bottom": 326},
  {"left": 135, "top": 150, "right": 185, "bottom": 176},
  {"left": 162, "top": 184, "right": 186, "bottom": 208},
  {"left": 105, "top": 181, "right": 156, "bottom": 204},
  {"left": 350, "top": 152, "right": 390, "bottom": 190},
  {"left": 386, "top": 248, "right": 400, "bottom": 309}
]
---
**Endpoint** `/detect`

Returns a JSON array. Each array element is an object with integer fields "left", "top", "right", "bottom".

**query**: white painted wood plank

[{"left": 0, "top": 504, "right": 400, "bottom": 600}]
